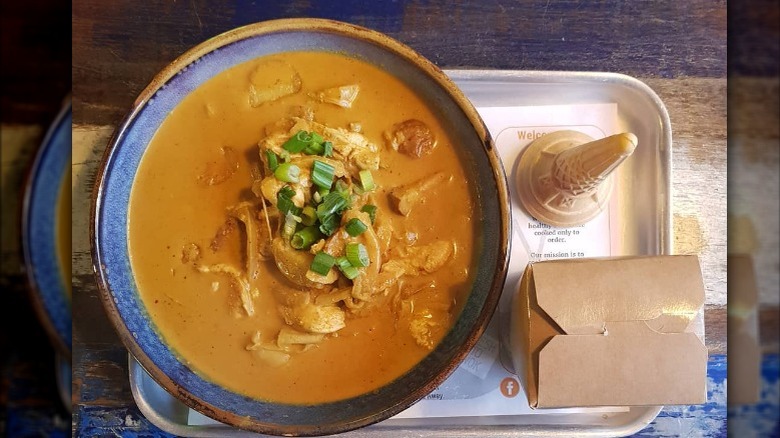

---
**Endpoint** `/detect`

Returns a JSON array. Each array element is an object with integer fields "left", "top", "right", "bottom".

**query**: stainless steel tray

[{"left": 129, "top": 70, "right": 673, "bottom": 437}]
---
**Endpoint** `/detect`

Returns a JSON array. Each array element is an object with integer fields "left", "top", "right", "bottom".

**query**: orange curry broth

[{"left": 128, "top": 51, "right": 476, "bottom": 403}]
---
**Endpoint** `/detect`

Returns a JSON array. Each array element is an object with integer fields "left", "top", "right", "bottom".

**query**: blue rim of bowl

[
  {"left": 22, "top": 99, "right": 72, "bottom": 357},
  {"left": 91, "top": 18, "right": 510, "bottom": 436}
]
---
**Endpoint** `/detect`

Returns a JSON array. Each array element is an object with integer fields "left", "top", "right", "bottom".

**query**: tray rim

[{"left": 127, "top": 68, "right": 672, "bottom": 437}]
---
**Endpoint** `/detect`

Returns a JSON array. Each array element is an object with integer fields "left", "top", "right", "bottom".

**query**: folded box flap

[
  {"left": 531, "top": 255, "right": 705, "bottom": 335},
  {"left": 537, "top": 320, "right": 708, "bottom": 407}
]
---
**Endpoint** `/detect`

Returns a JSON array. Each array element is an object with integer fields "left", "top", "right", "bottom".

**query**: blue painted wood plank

[
  {"left": 636, "top": 354, "right": 728, "bottom": 437},
  {"left": 728, "top": 354, "right": 780, "bottom": 437},
  {"left": 75, "top": 405, "right": 176, "bottom": 438}
]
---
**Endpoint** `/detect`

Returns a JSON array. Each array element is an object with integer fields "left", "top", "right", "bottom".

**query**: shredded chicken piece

[
  {"left": 248, "top": 59, "right": 301, "bottom": 107},
  {"left": 197, "top": 264, "right": 257, "bottom": 317},
  {"left": 408, "top": 310, "right": 438, "bottom": 349},
  {"left": 388, "top": 172, "right": 451, "bottom": 216},
  {"left": 245, "top": 332, "right": 292, "bottom": 367},
  {"left": 277, "top": 326, "right": 325, "bottom": 347},
  {"left": 309, "top": 84, "right": 360, "bottom": 108},
  {"left": 228, "top": 202, "right": 265, "bottom": 281},
  {"left": 373, "top": 241, "right": 454, "bottom": 294},
  {"left": 197, "top": 146, "right": 239, "bottom": 186},
  {"left": 282, "top": 297, "right": 346, "bottom": 334},
  {"left": 210, "top": 217, "right": 237, "bottom": 252}
]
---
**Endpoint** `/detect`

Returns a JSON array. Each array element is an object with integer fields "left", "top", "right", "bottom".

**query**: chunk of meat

[
  {"left": 373, "top": 241, "right": 454, "bottom": 293},
  {"left": 385, "top": 119, "right": 437, "bottom": 158},
  {"left": 408, "top": 310, "right": 438, "bottom": 349},
  {"left": 388, "top": 172, "right": 450, "bottom": 216},
  {"left": 196, "top": 263, "right": 258, "bottom": 317},
  {"left": 248, "top": 59, "right": 302, "bottom": 107},
  {"left": 309, "top": 84, "right": 360, "bottom": 108},
  {"left": 283, "top": 299, "right": 346, "bottom": 334},
  {"left": 197, "top": 146, "right": 239, "bottom": 186},
  {"left": 210, "top": 217, "right": 238, "bottom": 252},
  {"left": 228, "top": 202, "right": 264, "bottom": 281}
]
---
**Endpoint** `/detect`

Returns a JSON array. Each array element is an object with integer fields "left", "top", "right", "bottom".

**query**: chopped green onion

[
  {"left": 291, "top": 226, "right": 322, "bottom": 250},
  {"left": 276, "top": 186, "right": 298, "bottom": 215},
  {"left": 335, "top": 257, "right": 360, "bottom": 280},
  {"left": 266, "top": 150, "right": 279, "bottom": 171},
  {"left": 345, "top": 218, "right": 368, "bottom": 237},
  {"left": 334, "top": 179, "right": 350, "bottom": 195},
  {"left": 358, "top": 170, "right": 375, "bottom": 191},
  {"left": 345, "top": 242, "right": 370, "bottom": 267},
  {"left": 311, "top": 160, "right": 335, "bottom": 190},
  {"left": 274, "top": 162, "right": 300, "bottom": 183},
  {"left": 316, "top": 185, "right": 330, "bottom": 199},
  {"left": 282, "top": 130, "right": 314, "bottom": 153},
  {"left": 318, "top": 213, "right": 341, "bottom": 236},
  {"left": 303, "top": 142, "right": 324, "bottom": 155},
  {"left": 310, "top": 252, "right": 336, "bottom": 276},
  {"left": 279, "top": 150, "right": 291, "bottom": 162},
  {"left": 282, "top": 212, "right": 298, "bottom": 238},
  {"left": 310, "top": 131, "right": 324, "bottom": 144},
  {"left": 341, "top": 265, "right": 360, "bottom": 280},
  {"left": 300, "top": 206, "right": 317, "bottom": 226},
  {"left": 322, "top": 141, "right": 333, "bottom": 158},
  {"left": 278, "top": 185, "right": 295, "bottom": 199},
  {"left": 312, "top": 191, "right": 323, "bottom": 204},
  {"left": 335, "top": 256, "right": 351, "bottom": 270},
  {"left": 360, "top": 204, "right": 378, "bottom": 224},
  {"left": 316, "top": 191, "right": 349, "bottom": 220}
]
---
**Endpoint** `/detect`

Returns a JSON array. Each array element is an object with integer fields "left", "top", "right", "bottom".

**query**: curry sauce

[{"left": 128, "top": 51, "right": 476, "bottom": 403}]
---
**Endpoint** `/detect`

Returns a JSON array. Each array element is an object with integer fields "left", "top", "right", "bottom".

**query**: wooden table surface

[{"left": 66, "top": 0, "right": 776, "bottom": 436}]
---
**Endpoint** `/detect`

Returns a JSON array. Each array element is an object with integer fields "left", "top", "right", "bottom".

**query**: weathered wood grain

[
  {"left": 0, "top": 1, "right": 71, "bottom": 123},
  {"left": 72, "top": 0, "right": 726, "bottom": 126}
]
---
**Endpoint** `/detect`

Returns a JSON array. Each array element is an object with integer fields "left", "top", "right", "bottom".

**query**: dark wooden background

[
  {"left": 1, "top": 0, "right": 72, "bottom": 436},
  {"left": 0, "top": 0, "right": 773, "bottom": 436}
]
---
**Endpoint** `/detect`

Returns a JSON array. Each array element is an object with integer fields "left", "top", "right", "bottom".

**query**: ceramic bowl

[
  {"left": 22, "top": 99, "right": 72, "bottom": 358},
  {"left": 92, "top": 19, "right": 510, "bottom": 436}
]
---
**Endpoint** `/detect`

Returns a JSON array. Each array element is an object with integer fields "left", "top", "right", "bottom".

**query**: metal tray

[{"left": 129, "top": 70, "right": 673, "bottom": 437}]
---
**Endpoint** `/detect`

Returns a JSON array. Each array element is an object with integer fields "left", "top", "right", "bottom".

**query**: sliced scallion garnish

[
  {"left": 358, "top": 170, "right": 375, "bottom": 192},
  {"left": 316, "top": 191, "right": 349, "bottom": 221},
  {"left": 300, "top": 206, "right": 317, "bottom": 227},
  {"left": 322, "top": 141, "right": 333, "bottom": 158},
  {"left": 274, "top": 162, "right": 300, "bottom": 183},
  {"left": 266, "top": 150, "right": 279, "bottom": 171},
  {"left": 345, "top": 242, "right": 370, "bottom": 267},
  {"left": 360, "top": 204, "right": 377, "bottom": 224},
  {"left": 311, "top": 160, "right": 335, "bottom": 190},
  {"left": 291, "top": 226, "right": 322, "bottom": 250},
  {"left": 276, "top": 186, "right": 298, "bottom": 215},
  {"left": 310, "top": 252, "right": 336, "bottom": 276},
  {"left": 318, "top": 213, "right": 341, "bottom": 236},
  {"left": 303, "top": 142, "right": 324, "bottom": 155},
  {"left": 282, "top": 130, "right": 314, "bottom": 153},
  {"left": 335, "top": 257, "right": 360, "bottom": 280},
  {"left": 345, "top": 218, "right": 367, "bottom": 237},
  {"left": 282, "top": 212, "right": 298, "bottom": 239}
]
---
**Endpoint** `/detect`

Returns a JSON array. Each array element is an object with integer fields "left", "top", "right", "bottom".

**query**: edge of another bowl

[{"left": 22, "top": 98, "right": 72, "bottom": 359}]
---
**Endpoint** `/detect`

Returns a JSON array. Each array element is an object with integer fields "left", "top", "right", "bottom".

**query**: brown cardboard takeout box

[{"left": 510, "top": 255, "right": 708, "bottom": 408}]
